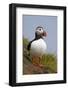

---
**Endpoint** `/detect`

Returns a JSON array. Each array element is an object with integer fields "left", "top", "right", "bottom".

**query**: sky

[{"left": 23, "top": 15, "right": 57, "bottom": 55}]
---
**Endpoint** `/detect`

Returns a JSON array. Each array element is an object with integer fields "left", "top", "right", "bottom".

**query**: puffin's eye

[{"left": 39, "top": 29, "right": 41, "bottom": 31}]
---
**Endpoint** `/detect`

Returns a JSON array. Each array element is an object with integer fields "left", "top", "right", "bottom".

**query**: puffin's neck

[{"left": 35, "top": 33, "right": 43, "bottom": 40}]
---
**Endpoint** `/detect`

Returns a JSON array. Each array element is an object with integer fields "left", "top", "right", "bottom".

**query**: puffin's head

[{"left": 35, "top": 26, "right": 47, "bottom": 38}]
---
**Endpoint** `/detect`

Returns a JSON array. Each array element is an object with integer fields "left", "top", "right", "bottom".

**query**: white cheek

[
  {"left": 36, "top": 30, "right": 40, "bottom": 35},
  {"left": 39, "top": 30, "right": 43, "bottom": 33},
  {"left": 36, "top": 30, "right": 43, "bottom": 34}
]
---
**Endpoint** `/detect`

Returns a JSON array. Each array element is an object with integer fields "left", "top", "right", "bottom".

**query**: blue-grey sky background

[{"left": 23, "top": 15, "right": 57, "bottom": 55}]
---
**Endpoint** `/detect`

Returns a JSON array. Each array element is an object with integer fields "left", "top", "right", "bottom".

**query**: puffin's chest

[{"left": 30, "top": 39, "right": 47, "bottom": 56}]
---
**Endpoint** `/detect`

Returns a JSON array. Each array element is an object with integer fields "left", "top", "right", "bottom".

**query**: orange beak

[{"left": 42, "top": 31, "right": 47, "bottom": 37}]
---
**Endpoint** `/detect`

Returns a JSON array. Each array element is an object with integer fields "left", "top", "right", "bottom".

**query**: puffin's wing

[
  {"left": 27, "top": 39, "right": 35, "bottom": 51},
  {"left": 27, "top": 42, "right": 31, "bottom": 51}
]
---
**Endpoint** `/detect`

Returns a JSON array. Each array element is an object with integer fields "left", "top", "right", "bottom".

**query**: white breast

[{"left": 30, "top": 39, "right": 47, "bottom": 56}]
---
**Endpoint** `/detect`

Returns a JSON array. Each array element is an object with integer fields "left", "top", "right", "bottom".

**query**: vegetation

[{"left": 23, "top": 38, "right": 57, "bottom": 75}]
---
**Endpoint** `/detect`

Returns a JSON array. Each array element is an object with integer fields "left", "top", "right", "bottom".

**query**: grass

[
  {"left": 23, "top": 38, "right": 57, "bottom": 74},
  {"left": 42, "top": 54, "right": 57, "bottom": 73}
]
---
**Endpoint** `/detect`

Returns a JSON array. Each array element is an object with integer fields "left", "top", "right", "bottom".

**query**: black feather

[
  {"left": 27, "top": 39, "right": 35, "bottom": 51},
  {"left": 27, "top": 32, "right": 42, "bottom": 51}
]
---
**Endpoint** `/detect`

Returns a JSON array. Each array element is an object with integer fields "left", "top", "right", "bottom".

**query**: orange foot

[{"left": 32, "top": 56, "right": 44, "bottom": 68}]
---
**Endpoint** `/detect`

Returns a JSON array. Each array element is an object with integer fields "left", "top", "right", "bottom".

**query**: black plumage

[
  {"left": 27, "top": 32, "right": 43, "bottom": 51},
  {"left": 27, "top": 39, "right": 34, "bottom": 51}
]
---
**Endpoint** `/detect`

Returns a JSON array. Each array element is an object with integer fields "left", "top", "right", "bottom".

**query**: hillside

[{"left": 23, "top": 38, "right": 57, "bottom": 75}]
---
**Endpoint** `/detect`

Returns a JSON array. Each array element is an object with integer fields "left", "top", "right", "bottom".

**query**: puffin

[{"left": 27, "top": 26, "right": 47, "bottom": 67}]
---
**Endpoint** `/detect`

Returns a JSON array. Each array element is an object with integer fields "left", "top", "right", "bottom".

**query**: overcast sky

[{"left": 23, "top": 15, "right": 57, "bottom": 55}]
